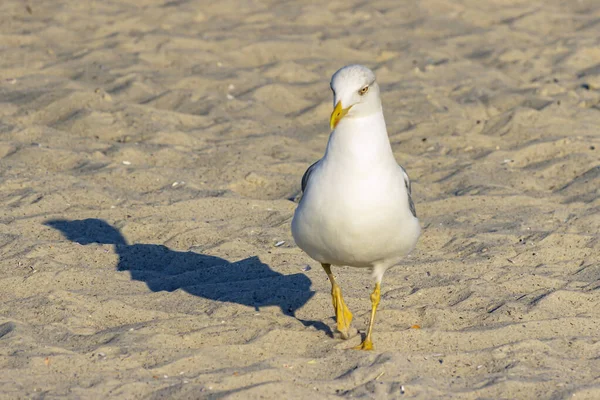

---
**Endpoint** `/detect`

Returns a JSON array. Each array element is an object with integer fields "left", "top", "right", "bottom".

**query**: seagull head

[{"left": 329, "top": 64, "right": 382, "bottom": 130}]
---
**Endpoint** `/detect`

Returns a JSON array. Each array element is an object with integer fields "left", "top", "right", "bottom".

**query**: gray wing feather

[
  {"left": 400, "top": 164, "right": 417, "bottom": 218},
  {"left": 301, "top": 160, "right": 320, "bottom": 193}
]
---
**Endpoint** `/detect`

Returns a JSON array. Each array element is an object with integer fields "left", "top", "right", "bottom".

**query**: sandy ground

[{"left": 1, "top": 0, "right": 599, "bottom": 398}]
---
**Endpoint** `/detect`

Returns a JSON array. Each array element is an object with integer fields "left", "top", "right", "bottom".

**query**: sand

[{"left": 1, "top": 0, "right": 599, "bottom": 398}]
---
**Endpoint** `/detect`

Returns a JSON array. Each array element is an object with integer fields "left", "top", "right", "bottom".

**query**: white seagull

[{"left": 291, "top": 65, "right": 421, "bottom": 350}]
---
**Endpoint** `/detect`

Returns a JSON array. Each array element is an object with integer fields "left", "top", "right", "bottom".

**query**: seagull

[{"left": 291, "top": 65, "right": 421, "bottom": 350}]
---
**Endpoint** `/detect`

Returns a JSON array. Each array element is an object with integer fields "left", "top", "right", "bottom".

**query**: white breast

[{"left": 292, "top": 164, "right": 419, "bottom": 268}]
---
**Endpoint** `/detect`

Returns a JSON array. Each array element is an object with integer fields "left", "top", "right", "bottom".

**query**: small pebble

[
  {"left": 274, "top": 241, "right": 285, "bottom": 247},
  {"left": 302, "top": 265, "right": 311, "bottom": 272},
  {"left": 122, "top": 161, "right": 131, "bottom": 165}
]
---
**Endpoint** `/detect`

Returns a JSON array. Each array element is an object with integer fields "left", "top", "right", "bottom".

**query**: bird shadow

[{"left": 44, "top": 218, "right": 331, "bottom": 336}]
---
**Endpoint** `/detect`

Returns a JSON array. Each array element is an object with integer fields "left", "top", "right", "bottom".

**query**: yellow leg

[
  {"left": 322, "top": 263, "right": 353, "bottom": 339},
  {"left": 353, "top": 282, "right": 381, "bottom": 350}
]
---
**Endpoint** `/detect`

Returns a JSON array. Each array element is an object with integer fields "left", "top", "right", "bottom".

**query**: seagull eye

[{"left": 358, "top": 86, "right": 369, "bottom": 95}]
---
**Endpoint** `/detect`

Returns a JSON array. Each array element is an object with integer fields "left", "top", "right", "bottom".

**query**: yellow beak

[{"left": 330, "top": 101, "right": 351, "bottom": 130}]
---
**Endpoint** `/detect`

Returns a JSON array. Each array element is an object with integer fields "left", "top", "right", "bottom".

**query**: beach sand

[{"left": 1, "top": 0, "right": 599, "bottom": 398}]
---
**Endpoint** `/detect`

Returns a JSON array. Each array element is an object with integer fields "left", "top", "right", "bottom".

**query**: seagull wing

[
  {"left": 399, "top": 164, "right": 417, "bottom": 218},
  {"left": 301, "top": 160, "right": 321, "bottom": 193}
]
